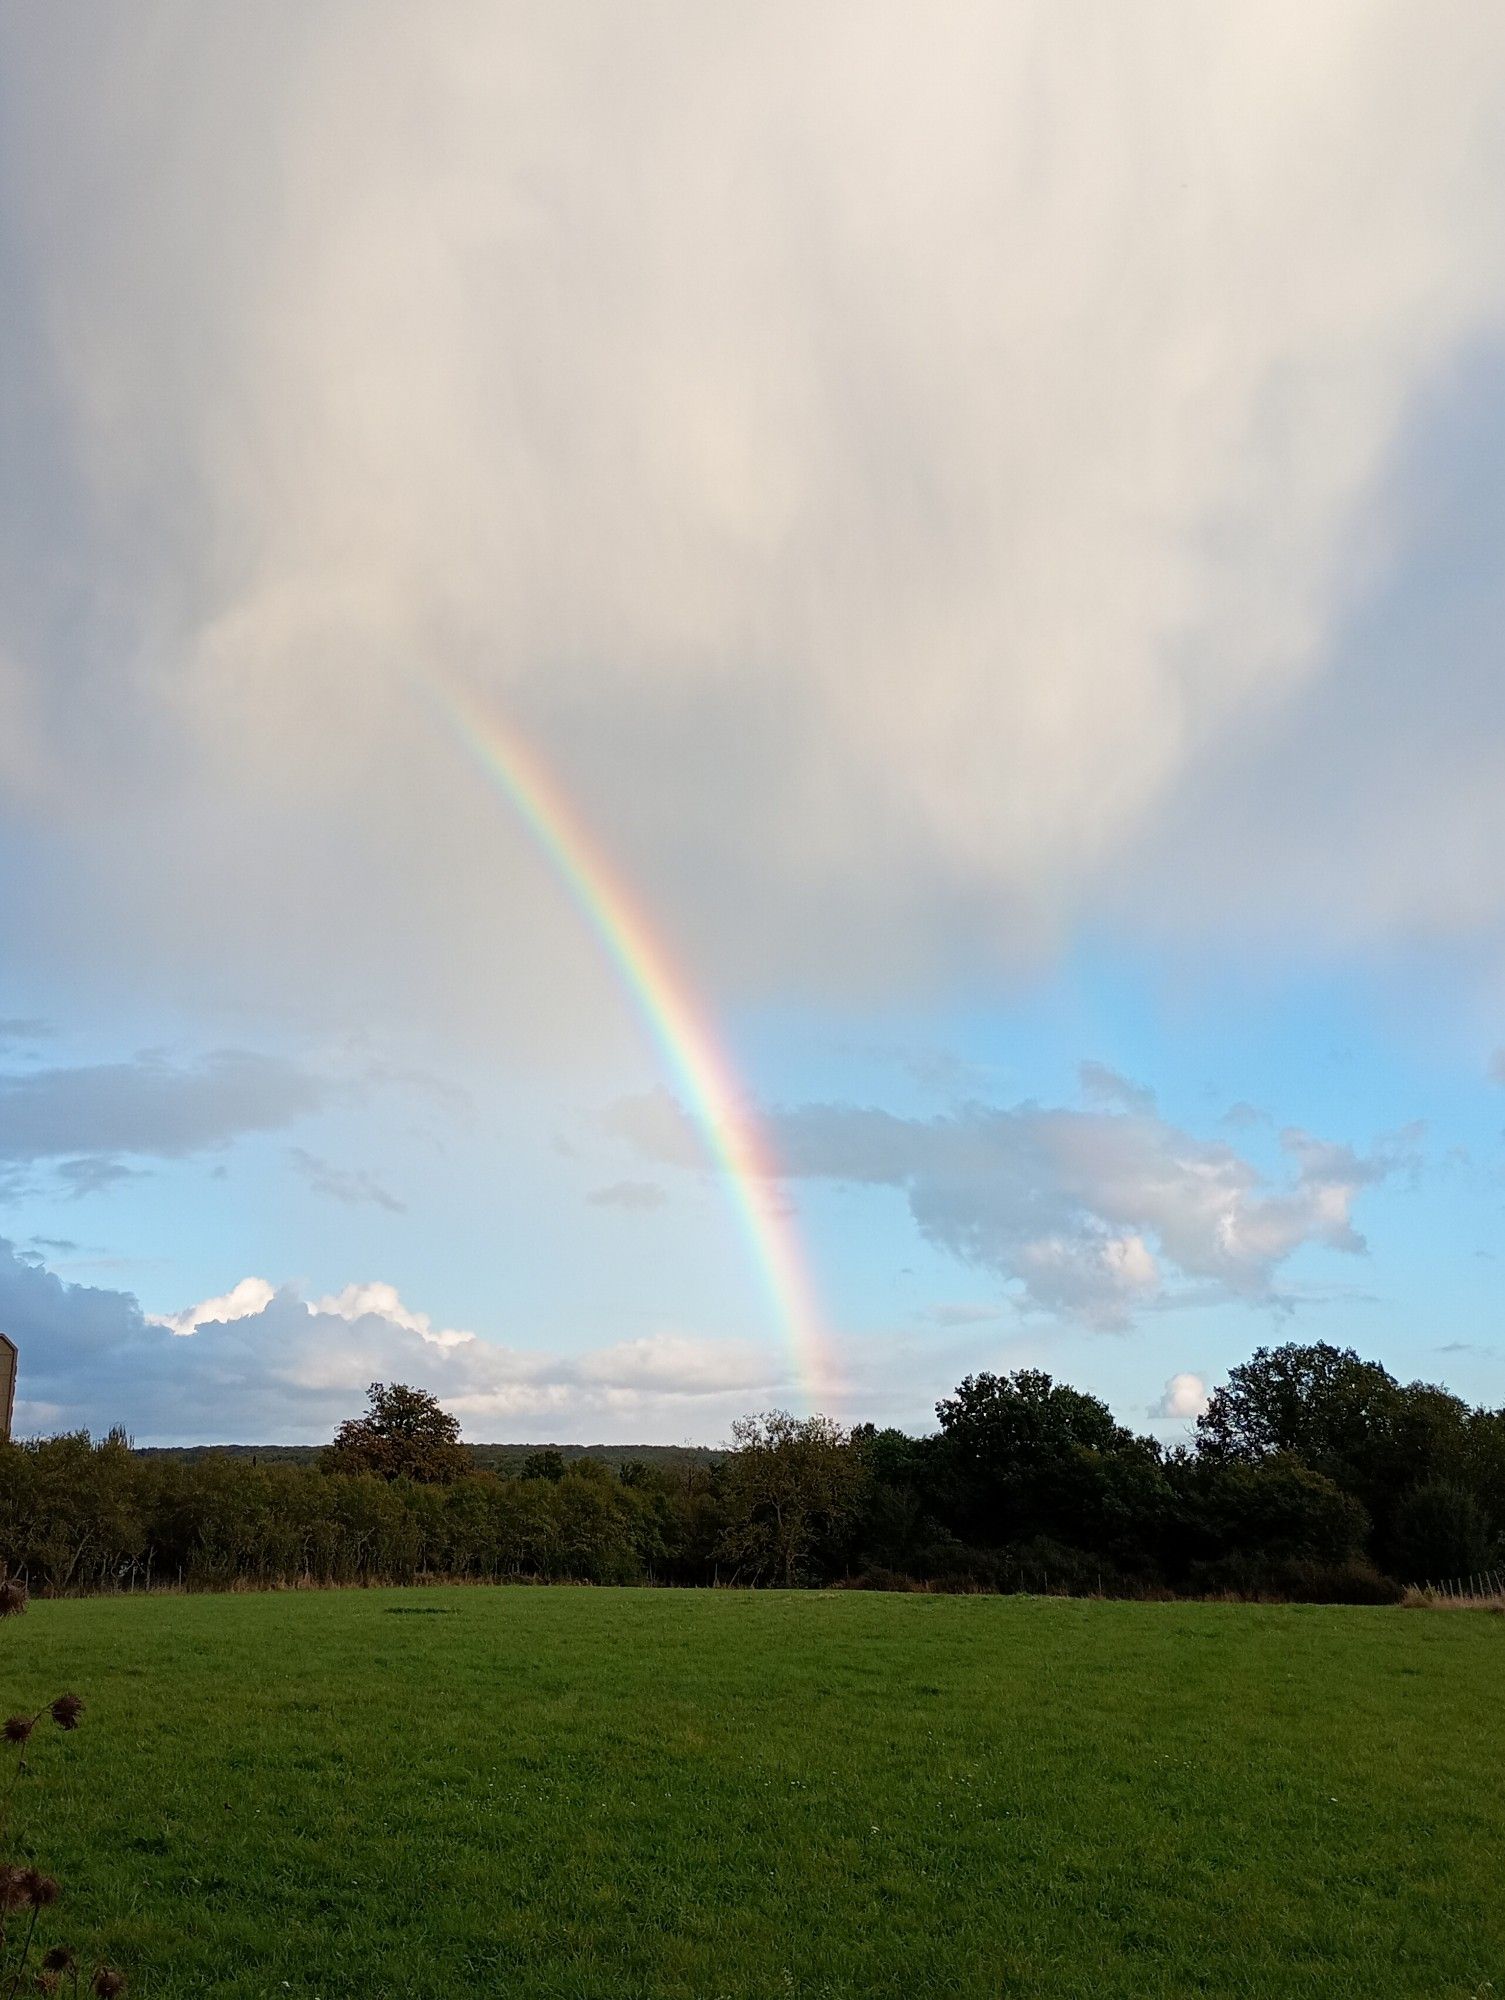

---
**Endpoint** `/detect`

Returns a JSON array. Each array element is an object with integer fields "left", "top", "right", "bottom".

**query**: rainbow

[{"left": 423, "top": 675, "right": 837, "bottom": 1408}]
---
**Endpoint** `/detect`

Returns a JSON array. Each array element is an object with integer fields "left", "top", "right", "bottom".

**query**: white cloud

[
  {"left": 4, "top": 8, "right": 1505, "bottom": 1034},
  {"left": 150, "top": 1275, "right": 275, "bottom": 1338},
  {"left": 619, "top": 1087, "right": 1397, "bottom": 1327},
  {"left": 309, "top": 1281, "right": 476, "bottom": 1351},
  {"left": 0, "top": 1238, "right": 787, "bottom": 1444},
  {"left": 577, "top": 1332, "right": 775, "bottom": 1396},
  {"left": 1150, "top": 1371, "right": 1210, "bottom": 1420}
]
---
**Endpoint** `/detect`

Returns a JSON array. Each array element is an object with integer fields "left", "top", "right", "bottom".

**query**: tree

[
  {"left": 1175, "top": 1454, "right": 1370, "bottom": 1566},
  {"left": 323, "top": 1382, "right": 472, "bottom": 1485},
  {"left": 932, "top": 1369, "right": 1162, "bottom": 1551},
  {"left": 1195, "top": 1342, "right": 1473, "bottom": 1555},
  {"left": 719, "top": 1412, "right": 867, "bottom": 1586},
  {"left": 521, "top": 1449, "right": 567, "bottom": 1483},
  {"left": 1389, "top": 1481, "right": 1493, "bottom": 1584}
]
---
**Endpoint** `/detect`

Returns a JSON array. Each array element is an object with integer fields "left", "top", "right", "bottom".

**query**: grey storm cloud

[
  {"left": 0, "top": 1050, "right": 327, "bottom": 1165},
  {"left": 5, "top": 9, "right": 1505, "bottom": 1043},
  {"left": 617, "top": 1087, "right": 1402, "bottom": 1327}
]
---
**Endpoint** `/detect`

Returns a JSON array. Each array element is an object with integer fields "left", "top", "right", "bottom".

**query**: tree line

[{"left": 1, "top": 1342, "right": 1501, "bottom": 1599}]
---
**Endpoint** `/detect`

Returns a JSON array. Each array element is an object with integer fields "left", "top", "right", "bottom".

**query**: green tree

[
  {"left": 1389, "top": 1480, "right": 1493, "bottom": 1584},
  {"left": 521, "top": 1449, "right": 567, "bottom": 1483},
  {"left": 933, "top": 1369, "right": 1163, "bottom": 1552},
  {"left": 323, "top": 1382, "right": 473, "bottom": 1485},
  {"left": 1195, "top": 1342, "right": 1473, "bottom": 1558},
  {"left": 719, "top": 1412, "right": 867, "bottom": 1586}
]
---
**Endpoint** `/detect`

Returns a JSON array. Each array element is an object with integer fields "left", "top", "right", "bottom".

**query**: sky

[{"left": 2, "top": 2, "right": 1505, "bottom": 1447}]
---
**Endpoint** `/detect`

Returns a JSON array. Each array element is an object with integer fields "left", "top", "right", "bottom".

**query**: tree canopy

[{"left": 323, "top": 1382, "right": 473, "bottom": 1484}]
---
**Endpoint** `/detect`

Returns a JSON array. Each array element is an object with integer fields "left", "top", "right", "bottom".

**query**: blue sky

[{"left": 2, "top": 5, "right": 1504, "bottom": 1444}]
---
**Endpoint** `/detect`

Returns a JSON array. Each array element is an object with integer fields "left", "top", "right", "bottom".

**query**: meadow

[{"left": 8, "top": 1588, "right": 1503, "bottom": 1998}]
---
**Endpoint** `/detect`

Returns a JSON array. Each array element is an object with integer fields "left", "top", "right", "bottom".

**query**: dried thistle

[
  {"left": 18, "top": 1869, "right": 61, "bottom": 1908},
  {"left": 40, "top": 1946, "right": 75, "bottom": 1972},
  {"left": 90, "top": 1970, "right": 126, "bottom": 1997},
  {"left": 0, "top": 1863, "right": 31, "bottom": 1909},
  {"left": 2, "top": 1716, "right": 35, "bottom": 1745},
  {"left": 47, "top": 1697, "right": 83, "bottom": 1733}
]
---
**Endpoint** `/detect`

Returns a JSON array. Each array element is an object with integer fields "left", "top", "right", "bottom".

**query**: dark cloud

[
  {"left": 3, "top": 11, "right": 1505, "bottom": 1044},
  {"left": 0, "top": 1049, "right": 327, "bottom": 1165}
]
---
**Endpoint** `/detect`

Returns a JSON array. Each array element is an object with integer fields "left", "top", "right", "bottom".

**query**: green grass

[{"left": 6, "top": 1589, "right": 1503, "bottom": 1997}]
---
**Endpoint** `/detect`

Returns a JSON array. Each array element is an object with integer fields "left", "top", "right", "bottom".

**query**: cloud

[
  {"left": 149, "top": 1276, "right": 277, "bottom": 1338},
  {"left": 4, "top": 10, "right": 1505, "bottom": 1036},
  {"left": 1221, "top": 1102, "right": 1270, "bottom": 1132},
  {"left": 619, "top": 1086, "right": 1396, "bottom": 1327},
  {"left": 587, "top": 1180, "right": 668, "bottom": 1212},
  {"left": 1079, "top": 1064, "right": 1157, "bottom": 1116},
  {"left": 917, "top": 1302, "right": 1003, "bottom": 1328},
  {"left": 0, "top": 1238, "right": 788, "bottom": 1444},
  {"left": 287, "top": 1147, "right": 405, "bottom": 1214},
  {"left": 1150, "top": 1372, "right": 1210, "bottom": 1420},
  {"left": 0, "top": 1019, "right": 48, "bottom": 1045},
  {"left": 0, "top": 1049, "right": 326, "bottom": 1166},
  {"left": 52, "top": 1159, "right": 143, "bottom": 1200}
]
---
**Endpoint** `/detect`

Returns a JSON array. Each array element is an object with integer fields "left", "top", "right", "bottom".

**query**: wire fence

[{"left": 1409, "top": 1568, "right": 1505, "bottom": 1602}]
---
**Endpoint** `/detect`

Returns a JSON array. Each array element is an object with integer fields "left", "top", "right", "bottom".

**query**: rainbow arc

[{"left": 425, "top": 675, "right": 836, "bottom": 1408}]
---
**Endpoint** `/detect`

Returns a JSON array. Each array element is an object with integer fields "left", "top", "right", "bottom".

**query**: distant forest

[
  {"left": 134, "top": 1442, "right": 721, "bottom": 1476},
  {"left": 3, "top": 1342, "right": 1501, "bottom": 1602}
]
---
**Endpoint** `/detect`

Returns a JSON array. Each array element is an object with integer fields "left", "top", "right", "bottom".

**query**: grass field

[{"left": 6, "top": 1589, "right": 1502, "bottom": 1997}]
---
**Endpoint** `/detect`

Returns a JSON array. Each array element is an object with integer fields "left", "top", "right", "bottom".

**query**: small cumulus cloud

[{"left": 1150, "top": 1372, "right": 1210, "bottom": 1420}]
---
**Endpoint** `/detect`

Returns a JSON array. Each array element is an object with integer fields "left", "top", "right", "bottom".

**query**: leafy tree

[
  {"left": 323, "top": 1382, "right": 472, "bottom": 1485},
  {"left": 719, "top": 1412, "right": 867, "bottom": 1585},
  {"left": 1174, "top": 1454, "right": 1370, "bottom": 1566},
  {"left": 1389, "top": 1480, "right": 1493, "bottom": 1583},
  {"left": 933, "top": 1369, "right": 1162, "bottom": 1551},
  {"left": 1195, "top": 1342, "right": 1474, "bottom": 1555},
  {"left": 521, "top": 1449, "right": 567, "bottom": 1483}
]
